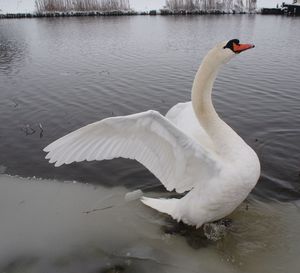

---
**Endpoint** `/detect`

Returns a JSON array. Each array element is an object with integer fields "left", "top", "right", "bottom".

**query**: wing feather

[{"left": 44, "top": 110, "right": 221, "bottom": 193}]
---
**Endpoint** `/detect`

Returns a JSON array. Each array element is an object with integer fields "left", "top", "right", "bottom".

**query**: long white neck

[
  {"left": 191, "top": 50, "right": 245, "bottom": 158},
  {"left": 191, "top": 50, "right": 223, "bottom": 134}
]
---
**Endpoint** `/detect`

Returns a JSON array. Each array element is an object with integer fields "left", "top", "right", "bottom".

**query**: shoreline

[
  {"left": 0, "top": 10, "right": 137, "bottom": 19},
  {"left": 0, "top": 10, "right": 258, "bottom": 19},
  {"left": 1, "top": 8, "right": 298, "bottom": 19}
]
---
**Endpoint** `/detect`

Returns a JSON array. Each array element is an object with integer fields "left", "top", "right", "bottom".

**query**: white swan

[{"left": 44, "top": 39, "right": 260, "bottom": 228}]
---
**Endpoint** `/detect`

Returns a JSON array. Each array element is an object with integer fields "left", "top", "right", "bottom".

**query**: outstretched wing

[
  {"left": 166, "top": 101, "right": 215, "bottom": 151},
  {"left": 44, "top": 110, "right": 221, "bottom": 193}
]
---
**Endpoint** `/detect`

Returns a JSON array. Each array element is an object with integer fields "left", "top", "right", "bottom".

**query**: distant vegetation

[
  {"left": 164, "top": 0, "right": 257, "bottom": 13},
  {"left": 35, "top": 0, "right": 131, "bottom": 12},
  {"left": 0, "top": 0, "right": 259, "bottom": 18},
  {"left": 34, "top": 0, "right": 256, "bottom": 14}
]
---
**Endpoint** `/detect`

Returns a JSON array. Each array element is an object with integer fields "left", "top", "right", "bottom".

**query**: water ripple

[{"left": 0, "top": 16, "right": 299, "bottom": 202}]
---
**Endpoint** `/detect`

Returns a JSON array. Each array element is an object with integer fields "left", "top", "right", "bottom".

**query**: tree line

[
  {"left": 165, "top": 0, "right": 257, "bottom": 12},
  {"left": 35, "top": 0, "right": 131, "bottom": 12},
  {"left": 34, "top": 0, "right": 257, "bottom": 14}
]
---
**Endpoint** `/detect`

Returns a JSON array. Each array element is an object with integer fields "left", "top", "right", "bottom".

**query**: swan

[{"left": 44, "top": 39, "right": 260, "bottom": 228}]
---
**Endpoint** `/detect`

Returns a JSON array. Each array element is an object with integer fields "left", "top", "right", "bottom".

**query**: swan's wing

[
  {"left": 44, "top": 110, "right": 221, "bottom": 193},
  {"left": 166, "top": 101, "right": 215, "bottom": 151}
]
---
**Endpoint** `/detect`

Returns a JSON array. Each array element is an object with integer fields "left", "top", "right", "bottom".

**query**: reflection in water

[
  {"left": 0, "top": 29, "right": 26, "bottom": 75},
  {"left": 0, "top": 40, "right": 22, "bottom": 73},
  {"left": 0, "top": 174, "right": 300, "bottom": 273}
]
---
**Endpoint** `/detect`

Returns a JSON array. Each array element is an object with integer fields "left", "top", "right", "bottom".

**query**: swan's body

[{"left": 44, "top": 39, "right": 260, "bottom": 228}]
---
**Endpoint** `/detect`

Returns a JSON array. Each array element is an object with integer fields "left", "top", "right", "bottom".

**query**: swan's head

[{"left": 211, "top": 39, "right": 255, "bottom": 65}]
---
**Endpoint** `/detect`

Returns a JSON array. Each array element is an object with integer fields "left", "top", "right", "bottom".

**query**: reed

[
  {"left": 35, "top": 0, "right": 131, "bottom": 12},
  {"left": 164, "top": 0, "right": 257, "bottom": 13}
]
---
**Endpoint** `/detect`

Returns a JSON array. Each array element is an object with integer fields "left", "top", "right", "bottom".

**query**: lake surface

[{"left": 0, "top": 15, "right": 300, "bottom": 273}]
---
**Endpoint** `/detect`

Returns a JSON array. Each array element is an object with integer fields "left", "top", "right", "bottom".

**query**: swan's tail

[{"left": 141, "top": 197, "right": 180, "bottom": 221}]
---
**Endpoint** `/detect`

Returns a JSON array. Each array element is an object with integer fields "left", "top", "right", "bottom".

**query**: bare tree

[
  {"left": 165, "top": 0, "right": 256, "bottom": 12},
  {"left": 35, "top": 0, "right": 130, "bottom": 12}
]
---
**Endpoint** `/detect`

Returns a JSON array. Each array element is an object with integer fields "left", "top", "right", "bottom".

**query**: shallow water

[
  {"left": 1, "top": 174, "right": 300, "bottom": 273},
  {"left": 0, "top": 15, "right": 300, "bottom": 272}
]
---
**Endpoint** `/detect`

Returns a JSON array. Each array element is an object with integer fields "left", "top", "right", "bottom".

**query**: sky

[{"left": 0, "top": 0, "right": 285, "bottom": 13}]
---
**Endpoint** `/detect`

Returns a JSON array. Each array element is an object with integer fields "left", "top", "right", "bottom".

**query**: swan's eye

[{"left": 223, "top": 39, "right": 240, "bottom": 52}]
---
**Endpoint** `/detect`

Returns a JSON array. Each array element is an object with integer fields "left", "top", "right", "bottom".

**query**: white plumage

[
  {"left": 45, "top": 110, "right": 219, "bottom": 193},
  {"left": 44, "top": 39, "right": 260, "bottom": 228}
]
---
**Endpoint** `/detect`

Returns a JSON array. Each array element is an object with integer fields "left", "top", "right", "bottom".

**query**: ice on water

[{"left": 0, "top": 174, "right": 300, "bottom": 273}]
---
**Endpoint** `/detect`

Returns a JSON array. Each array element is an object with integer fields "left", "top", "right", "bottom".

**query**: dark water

[
  {"left": 1, "top": 15, "right": 300, "bottom": 273},
  {"left": 1, "top": 15, "right": 299, "bottom": 200}
]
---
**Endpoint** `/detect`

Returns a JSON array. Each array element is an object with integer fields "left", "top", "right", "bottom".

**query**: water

[
  {"left": 1, "top": 174, "right": 300, "bottom": 273},
  {"left": 0, "top": 15, "right": 300, "bottom": 272}
]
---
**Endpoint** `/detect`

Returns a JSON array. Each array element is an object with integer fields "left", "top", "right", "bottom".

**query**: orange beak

[{"left": 233, "top": 43, "right": 255, "bottom": 54}]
